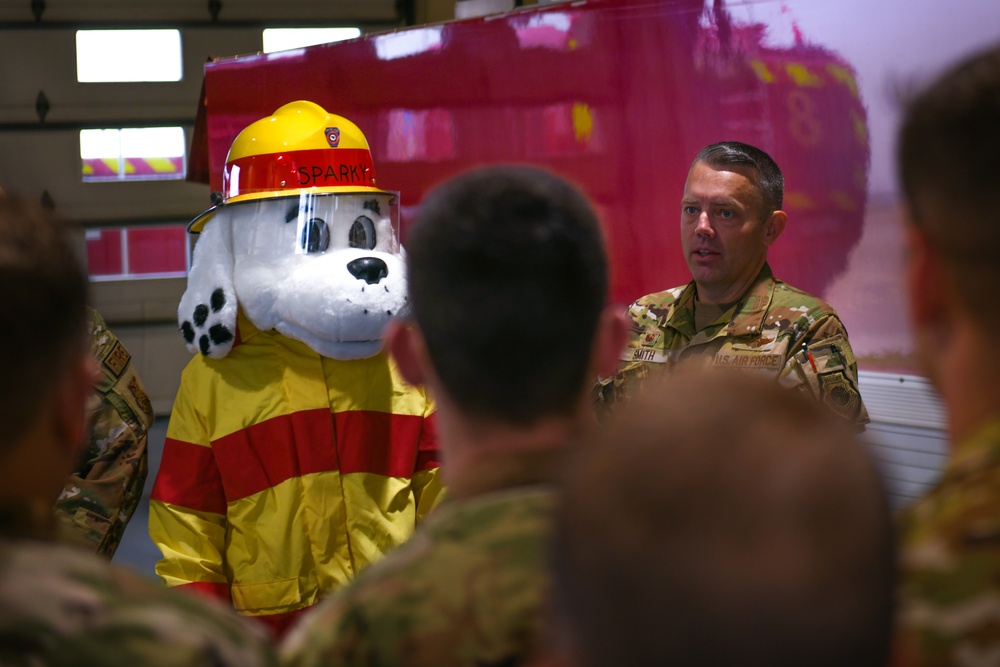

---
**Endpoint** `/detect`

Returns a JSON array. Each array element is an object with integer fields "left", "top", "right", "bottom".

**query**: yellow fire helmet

[{"left": 188, "top": 100, "right": 392, "bottom": 232}]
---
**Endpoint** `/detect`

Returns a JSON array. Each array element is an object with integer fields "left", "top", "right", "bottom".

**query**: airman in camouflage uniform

[
  {"left": 0, "top": 197, "right": 277, "bottom": 666},
  {"left": 282, "top": 477, "right": 554, "bottom": 667},
  {"left": 597, "top": 141, "right": 867, "bottom": 429},
  {"left": 598, "top": 263, "right": 868, "bottom": 428},
  {"left": 282, "top": 166, "right": 624, "bottom": 666},
  {"left": 54, "top": 308, "right": 153, "bottom": 557},
  {"left": 892, "top": 43, "right": 1000, "bottom": 666}
]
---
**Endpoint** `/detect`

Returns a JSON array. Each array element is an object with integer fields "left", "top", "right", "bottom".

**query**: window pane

[
  {"left": 85, "top": 229, "right": 123, "bottom": 276},
  {"left": 86, "top": 225, "right": 189, "bottom": 281},
  {"left": 80, "top": 127, "right": 186, "bottom": 182},
  {"left": 125, "top": 226, "right": 188, "bottom": 277},
  {"left": 76, "top": 30, "right": 182, "bottom": 82},
  {"left": 262, "top": 28, "right": 361, "bottom": 53}
]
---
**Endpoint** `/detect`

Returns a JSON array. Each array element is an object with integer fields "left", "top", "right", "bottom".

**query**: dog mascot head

[{"left": 178, "top": 101, "right": 407, "bottom": 360}]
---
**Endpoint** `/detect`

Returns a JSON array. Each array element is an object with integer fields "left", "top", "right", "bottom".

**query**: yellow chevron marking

[{"left": 145, "top": 157, "right": 181, "bottom": 173}]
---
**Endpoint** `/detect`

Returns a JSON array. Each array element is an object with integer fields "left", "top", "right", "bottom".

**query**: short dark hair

[
  {"left": 898, "top": 42, "right": 1000, "bottom": 321},
  {"left": 550, "top": 371, "right": 894, "bottom": 667},
  {"left": 406, "top": 165, "right": 608, "bottom": 425},
  {"left": 0, "top": 198, "right": 89, "bottom": 448},
  {"left": 695, "top": 141, "right": 784, "bottom": 215}
]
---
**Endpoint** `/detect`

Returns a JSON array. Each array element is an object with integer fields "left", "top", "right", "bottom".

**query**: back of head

[
  {"left": 406, "top": 165, "right": 608, "bottom": 425},
  {"left": 550, "top": 371, "right": 894, "bottom": 667},
  {"left": 695, "top": 141, "right": 784, "bottom": 215},
  {"left": 0, "top": 198, "right": 88, "bottom": 449},
  {"left": 898, "top": 42, "right": 1000, "bottom": 323}
]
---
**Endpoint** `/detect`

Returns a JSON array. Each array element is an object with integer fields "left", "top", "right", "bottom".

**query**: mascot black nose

[{"left": 347, "top": 257, "right": 389, "bottom": 285}]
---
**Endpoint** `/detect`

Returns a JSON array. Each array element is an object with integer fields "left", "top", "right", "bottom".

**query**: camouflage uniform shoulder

[
  {"left": 0, "top": 539, "right": 278, "bottom": 667},
  {"left": 630, "top": 284, "right": 688, "bottom": 313},
  {"left": 282, "top": 487, "right": 555, "bottom": 667},
  {"left": 87, "top": 307, "right": 154, "bottom": 422},
  {"left": 769, "top": 279, "right": 840, "bottom": 320},
  {"left": 895, "top": 417, "right": 1000, "bottom": 665},
  {"left": 627, "top": 284, "right": 690, "bottom": 327}
]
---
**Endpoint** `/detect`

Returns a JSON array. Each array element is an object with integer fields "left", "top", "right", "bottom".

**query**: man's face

[{"left": 680, "top": 160, "right": 782, "bottom": 304}]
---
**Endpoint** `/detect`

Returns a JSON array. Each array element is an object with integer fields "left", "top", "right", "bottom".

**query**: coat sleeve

[
  {"left": 149, "top": 368, "right": 231, "bottom": 605},
  {"left": 778, "top": 313, "right": 870, "bottom": 429},
  {"left": 55, "top": 309, "right": 153, "bottom": 558}
]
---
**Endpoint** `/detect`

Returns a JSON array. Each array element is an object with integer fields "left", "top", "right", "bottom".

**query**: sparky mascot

[{"left": 149, "top": 101, "right": 443, "bottom": 638}]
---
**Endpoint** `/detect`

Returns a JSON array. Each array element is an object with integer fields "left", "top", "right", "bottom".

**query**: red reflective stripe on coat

[
  {"left": 211, "top": 408, "right": 337, "bottom": 501},
  {"left": 334, "top": 410, "right": 426, "bottom": 477},
  {"left": 175, "top": 580, "right": 231, "bottom": 603},
  {"left": 209, "top": 408, "right": 430, "bottom": 501},
  {"left": 151, "top": 438, "right": 227, "bottom": 515},
  {"left": 415, "top": 411, "right": 441, "bottom": 472}
]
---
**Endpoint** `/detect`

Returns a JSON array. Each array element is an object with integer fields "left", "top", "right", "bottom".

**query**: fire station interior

[
  {"left": 0, "top": 0, "right": 529, "bottom": 573},
  {"left": 0, "top": 0, "right": 984, "bottom": 574}
]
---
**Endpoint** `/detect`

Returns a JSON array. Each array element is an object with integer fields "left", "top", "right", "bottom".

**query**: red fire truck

[{"left": 187, "top": 0, "right": 961, "bottom": 506}]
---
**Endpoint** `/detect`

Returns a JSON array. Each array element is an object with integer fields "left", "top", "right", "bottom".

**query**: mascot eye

[
  {"left": 349, "top": 216, "right": 377, "bottom": 250},
  {"left": 301, "top": 218, "right": 330, "bottom": 253}
]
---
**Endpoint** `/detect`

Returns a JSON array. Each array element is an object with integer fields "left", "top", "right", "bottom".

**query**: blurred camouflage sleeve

[
  {"left": 280, "top": 591, "right": 366, "bottom": 667},
  {"left": 54, "top": 308, "right": 154, "bottom": 558},
  {"left": 0, "top": 540, "right": 280, "bottom": 667},
  {"left": 892, "top": 420, "right": 1000, "bottom": 667},
  {"left": 592, "top": 301, "right": 646, "bottom": 418}
]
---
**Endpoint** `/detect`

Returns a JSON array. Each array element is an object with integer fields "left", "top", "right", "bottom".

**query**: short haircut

[
  {"left": 695, "top": 141, "right": 784, "bottom": 215},
  {"left": 550, "top": 371, "right": 894, "bottom": 667},
  {"left": 898, "top": 42, "right": 1000, "bottom": 323},
  {"left": 406, "top": 165, "right": 608, "bottom": 425},
  {"left": 0, "top": 198, "right": 89, "bottom": 448}
]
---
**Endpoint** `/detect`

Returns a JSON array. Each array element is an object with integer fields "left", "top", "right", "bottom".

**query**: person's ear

[
  {"left": 384, "top": 319, "right": 429, "bottom": 387},
  {"left": 763, "top": 209, "right": 787, "bottom": 248},
  {"left": 592, "top": 305, "right": 630, "bottom": 378},
  {"left": 905, "top": 223, "right": 948, "bottom": 328}
]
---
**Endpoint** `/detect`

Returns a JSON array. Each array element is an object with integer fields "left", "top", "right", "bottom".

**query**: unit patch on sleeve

[
  {"left": 819, "top": 370, "right": 862, "bottom": 421},
  {"left": 102, "top": 340, "right": 131, "bottom": 378},
  {"left": 128, "top": 377, "right": 153, "bottom": 416}
]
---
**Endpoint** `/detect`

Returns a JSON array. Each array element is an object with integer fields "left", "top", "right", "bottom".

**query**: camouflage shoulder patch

[{"left": 819, "top": 370, "right": 861, "bottom": 421}]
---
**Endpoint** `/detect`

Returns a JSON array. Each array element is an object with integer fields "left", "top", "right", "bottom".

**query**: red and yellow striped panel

[{"left": 154, "top": 407, "right": 436, "bottom": 508}]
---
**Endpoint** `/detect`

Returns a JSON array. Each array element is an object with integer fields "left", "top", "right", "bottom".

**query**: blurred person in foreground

[
  {"left": 0, "top": 197, "right": 277, "bottom": 666},
  {"left": 597, "top": 141, "right": 868, "bottom": 429},
  {"left": 281, "top": 165, "right": 627, "bottom": 667},
  {"left": 893, "top": 41, "right": 1000, "bottom": 666},
  {"left": 0, "top": 187, "right": 151, "bottom": 557},
  {"left": 548, "top": 371, "right": 894, "bottom": 667}
]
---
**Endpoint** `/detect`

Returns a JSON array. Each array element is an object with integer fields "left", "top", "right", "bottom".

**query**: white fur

[
  {"left": 178, "top": 193, "right": 408, "bottom": 360},
  {"left": 177, "top": 215, "right": 237, "bottom": 358}
]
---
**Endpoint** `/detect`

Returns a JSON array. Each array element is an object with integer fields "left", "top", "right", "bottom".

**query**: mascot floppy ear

[{"left": 177, "top": 214, "right": 238, "bottom": 358}]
